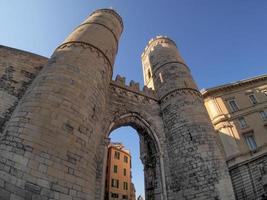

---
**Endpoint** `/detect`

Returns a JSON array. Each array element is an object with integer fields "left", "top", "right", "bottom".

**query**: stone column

[
  {"left": 141, "top": 36, "right": 235, "bottom": 200},
  {"left": 100, "top": 137, "right": 110, "bottom": 200},
  {"left": 0, "top": 9, "right": 123, "bottom": 200}
]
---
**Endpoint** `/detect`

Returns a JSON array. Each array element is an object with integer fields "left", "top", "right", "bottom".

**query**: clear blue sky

[{"left": 0, "top": 0, "right": 266, "bottom": 198}]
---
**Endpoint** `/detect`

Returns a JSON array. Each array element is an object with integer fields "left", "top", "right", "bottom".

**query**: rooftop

[
  {"left": 109, "top": 142, "right": 131, "bottom": 155},
  {"left": 201, "top": 73, "right": 267, "bottom": 97}
]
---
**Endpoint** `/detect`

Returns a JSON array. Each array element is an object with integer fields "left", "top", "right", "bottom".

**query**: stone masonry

[{"left": 0, "top": 9, "right": 235, "bottom": 200}]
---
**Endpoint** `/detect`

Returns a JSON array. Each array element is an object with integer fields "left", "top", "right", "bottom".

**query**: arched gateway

[
  {"left": 106, "top": 112, "right": 166, "bottom": 200},
  {"left": 0, "top": 9, "right": 235, "bottom": 200}
]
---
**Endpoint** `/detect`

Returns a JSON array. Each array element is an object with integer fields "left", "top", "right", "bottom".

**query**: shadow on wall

[{"left": 217, "top": 130, "right": 267, "bottom": 200}]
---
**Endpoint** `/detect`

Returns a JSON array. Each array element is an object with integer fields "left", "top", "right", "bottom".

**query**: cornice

[{"left": 202, "top": 74, "right": 267, "bottom": 98}]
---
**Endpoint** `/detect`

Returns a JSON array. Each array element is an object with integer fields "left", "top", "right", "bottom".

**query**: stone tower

[
  {"left": 0, "top": 8, "right": 236, "bottom": 200},
  {"left": 0, "top": 9, "right": 123, "bottom": 200},
  {"left": 141, "top": 36, "right": 235, "bottom": 199}
]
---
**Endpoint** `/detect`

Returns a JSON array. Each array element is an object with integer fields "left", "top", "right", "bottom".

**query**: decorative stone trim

[
  {"left": 152, "top": 61, "right": 190, "bottom": 75},
  {"left": 160, "top": 88, "right": 202, "bottom": 103},
  {"left": 56, "top": 41, "right": 112, "bottom": 72},
  {"left": 89, "top": 9, "right": 123, "bottom": 32},
  {"left": 202, "top": 74, "right": 267, "bottom": 97},
  {"left": 142, "top": 36, "right": 177, "bottom": 58},
  {"left": 212, "top": 104, "right": 267, "bottom": 126},
  {"left": 75, "top": 22, "right": 119, "bottom": 53}
]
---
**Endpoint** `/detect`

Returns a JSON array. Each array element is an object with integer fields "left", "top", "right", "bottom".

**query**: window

[
  {"left": 122, "top": 195, "right": 128, "bottom": 199},
  {"left": 228, "top": 100, "right": 239, "bottom": 112},
  {"left": 238, "top": 117, "right": 248, "bottom": 128},
  {"left": 264, "top": 184, "right": 267, "bottom": 193},
  {"left": 249, "top": 94, "right": 258, "bottom": 105},
  {"left": 114, "top": 151, "right": 120, "bottom": 160},
  {"left": 111, "top": 179, "right": 119, "bottom": 188},
  {"left": 111, "top": 179, "right": 115, "bottom": 187},
  {"left": 124, "top": 156, "right": 128, "bottom": 163},
  {"left": 259, "top": 111, "right": 267, "bottom": 121},
  {"left": 159, "top": 72, "right": 163, "bottom": 83},
  {"left": 147, "top": 69, "right": 152, "bottom": 79},
  {"left": 111, "top": 193, "right": 119, "bottom": 198},
  {"left": 258, "top": 163, "right": 265, "bottom": 175},
  {"left": 244, "top": 133, "right": 257, "bottom": 151},
  {"left": 114, "top": 165, "right": 118, "bottom": 173},
  {"left": 123, "top": 168, "right": 127, "bottom": 176},
  {"left": 123, "top": 182, "right": 128, "bottom": 190},
  {"left": 184, "top": 81, "right": 188, "bottom": 87}
]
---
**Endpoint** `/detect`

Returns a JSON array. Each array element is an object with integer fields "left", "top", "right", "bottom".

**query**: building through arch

[{"left": 105, "top": 113, "right": 166, "bottom": 200}]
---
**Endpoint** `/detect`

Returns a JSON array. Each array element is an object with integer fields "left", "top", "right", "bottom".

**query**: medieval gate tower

[{"left": 0, "top": 9, "right": 236, "bottom": 200}]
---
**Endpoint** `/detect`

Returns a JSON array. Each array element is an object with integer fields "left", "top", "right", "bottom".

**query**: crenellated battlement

[
  {"left": 141, "top": 35, "right": 177, "bottom": 58},
  {"left": 110, "top": 75, "right": 157, "bottom": 100}
]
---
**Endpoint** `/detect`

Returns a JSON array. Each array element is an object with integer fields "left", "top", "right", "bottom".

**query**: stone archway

[
  {"left": 0, "top": 8, "right": 236, "bottom": 200},
  {"left": 102, "top": 112, "right": 167, "bottom": 200}
]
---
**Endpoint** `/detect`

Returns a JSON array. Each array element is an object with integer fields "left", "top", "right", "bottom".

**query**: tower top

[
  {"left": 89, "top": 8, "right": 124, "bottom": 31},
  {"left": 141, "top": 35, "right": 177, "bottom": 58}
]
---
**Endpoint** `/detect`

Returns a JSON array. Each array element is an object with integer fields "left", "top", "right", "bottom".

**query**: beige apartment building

[
  {"left": 202, "top": 74, "right": 267, "bottom": 199},
  {"left": 105, "top": 143, "right": 136, "bottom": 200}
]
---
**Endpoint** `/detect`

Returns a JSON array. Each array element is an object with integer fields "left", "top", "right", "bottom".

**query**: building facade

[
  {"left": 130, "top": 183, "right": 136, "bottom": 200},
  {"left": 202, "top": 75, "right": 267, "bottom": 199},
  {"left": 137, "top": 195, "right": 144, "bottom": 200},
  {"left": 105, "top": 143, "right": 135, "bottom": 200}
]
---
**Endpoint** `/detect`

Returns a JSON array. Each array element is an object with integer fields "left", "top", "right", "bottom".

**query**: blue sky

[{"left": 0, "top": 0, "right": 266, "bottom": 198}]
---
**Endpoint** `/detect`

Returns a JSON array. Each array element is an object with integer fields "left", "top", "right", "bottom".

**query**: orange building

[{"left": 105, "top": 143, "right": 136, "bottom": 200}]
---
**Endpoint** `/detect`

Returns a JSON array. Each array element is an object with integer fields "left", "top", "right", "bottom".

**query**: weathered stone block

[
  {"left": 0, "top": 187, "right": 10, "bottom": 199},
  {"left": 10, "top": 194, "right": 24, "bottom": 200},
  {"left": 25, "top": 181, "right": 41, "bottom": 194},
  {"left": 51, "top": 183, "right": 69, "bottom": 195}
]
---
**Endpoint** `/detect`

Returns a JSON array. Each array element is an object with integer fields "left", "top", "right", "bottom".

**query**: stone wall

[
  {"left": 0, "top": 46, "right": 48, "bottom": 133},
  {"left": 107, "top": 76, "right": 167, "bottom": 200},
  {"left": 230, "top": 153, "right": 267, "bottom": 199}
]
